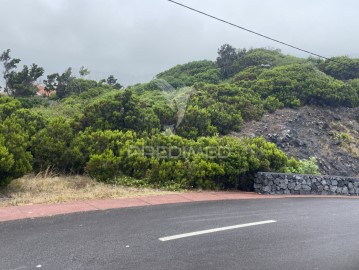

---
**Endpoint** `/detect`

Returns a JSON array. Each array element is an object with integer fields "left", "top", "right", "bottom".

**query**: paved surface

[
  {"left": 0, "top": 192, "right": 272, "bottom": 222},
  {"left": 1, "top": 192, "right": 358, "bottom": 223},
  {"left": 1, "top": 198, "right": 359, "bottom": 270}
]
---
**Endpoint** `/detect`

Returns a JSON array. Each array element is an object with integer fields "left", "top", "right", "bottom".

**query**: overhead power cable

[{"left": 167, "top": 0, "right": 346, "bottom": 65}]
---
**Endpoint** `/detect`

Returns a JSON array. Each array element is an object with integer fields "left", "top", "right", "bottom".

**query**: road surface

[{"left": 1, "top": 198, "right": 359, "bottom": 270}]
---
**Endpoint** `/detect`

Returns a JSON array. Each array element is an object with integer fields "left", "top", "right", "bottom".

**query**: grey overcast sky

[{"left": 1, "top": 0, "right": 359, "bottom": 86}]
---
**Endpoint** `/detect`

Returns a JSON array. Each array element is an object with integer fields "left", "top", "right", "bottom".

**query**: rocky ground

[{"left": 233, "top": 106, "right": 359, "bottom": 177}]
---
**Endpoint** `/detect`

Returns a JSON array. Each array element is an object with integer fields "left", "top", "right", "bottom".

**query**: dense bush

[
  {"left": 0, "top": 134, "right": 15, "bottom": 185},
  {"left": 238, "top": 64, "right": 359, "bottom": 107},
  {"left": 0, "top": 98, "right": 47, "bottom": 184},
  {"left": 156, "top": 60, "right": 221, "bottom": 88},
  {"left": 5, "top": 45, "right": 359, "bottom": 190},
  {"left": 217, "top": 45, "right": 305, "bottom": 79},
  {"left": 86, "top": 149, "right": 121, "bottom": 182},
  {"left": 176, "top": 105, "right": 217, "bottom": 139},
  {"left": 74, "top": 131, "right": 290, "bottom": 189},
  {"left": 319, "top": 56, "right": 359, "bottom": 81},
  {"left": 31, "top": 117, "right": 81, "bottom": 173},
  {"left": 284, "top": 157, "right": 320, "bottom": 175},
  {"left": 77, "top": 85, "right": 114, "bottom": 99},
  {"left": 0, "top": 95, "right": 22, "bottom": 120},
  {"left": 27, "top": 125, "right": 290, "bottom": 189},
  {"left": 263, "top": 96, "right": 284, "bottom": 112},
  {"left": 174, "top": 83, "right": 264, "bottom": 138},
  {"left": 79, "top": 89, "right": 160, "bottom": 133},
  {"left": 0, "top": 117, "right": 32, "bottom": 183},
  {"left": 17, "top": 96, "right": 50, "bottom": 109},
  {"left": 10, "top": 109, "right": 48, "bottom": 137}
]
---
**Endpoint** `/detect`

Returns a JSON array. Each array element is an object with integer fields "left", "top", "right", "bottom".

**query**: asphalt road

[{"left": 1, "top": 198, "right": 359, "bottom": 270}]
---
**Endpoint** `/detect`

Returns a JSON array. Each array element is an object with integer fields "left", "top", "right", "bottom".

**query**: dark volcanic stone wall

[{"left": 255, "top": 172, "right": 359, "bottom": 196}]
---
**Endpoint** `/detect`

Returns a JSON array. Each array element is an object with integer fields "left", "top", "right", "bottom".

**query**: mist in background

[{"left": 1, "top": 0, "right": 359, "bottom": 86}]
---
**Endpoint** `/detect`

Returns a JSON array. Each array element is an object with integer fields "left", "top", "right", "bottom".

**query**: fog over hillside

[{"left": 1, "top": 0, "right": 359, "bottom": 85}]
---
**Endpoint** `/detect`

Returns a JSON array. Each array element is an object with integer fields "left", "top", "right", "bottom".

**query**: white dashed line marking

[{"left": 159, "top": 220, "right": 277, "bottom": 241}]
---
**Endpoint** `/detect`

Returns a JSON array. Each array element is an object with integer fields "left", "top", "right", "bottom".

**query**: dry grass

[
  {"left": 343, "top": 143, "right": 359, "bottom": 158},
  {"left": 0, "top": 174, "right": 179, "bottom": 207}
]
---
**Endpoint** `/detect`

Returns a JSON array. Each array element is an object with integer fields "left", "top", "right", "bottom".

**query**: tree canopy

[{"left": 0, "top": 49, "right": 44, "bottom": 97}]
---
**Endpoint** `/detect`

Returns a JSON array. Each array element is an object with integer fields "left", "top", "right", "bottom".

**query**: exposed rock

[
  {"left": 255, "top": 172, "right": 359, "bottom": 196},
  {"left": 233, "top": 106, "right": 359, "bottom": 177}
]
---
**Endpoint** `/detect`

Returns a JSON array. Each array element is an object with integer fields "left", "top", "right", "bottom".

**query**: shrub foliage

[{"left": 4, "top": 44, "right": 358, "bottom": 188}]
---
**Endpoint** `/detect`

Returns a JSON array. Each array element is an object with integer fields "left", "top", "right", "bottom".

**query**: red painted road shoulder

[{"left": 0, "top": 192, "right": 358, "bottom": 223}]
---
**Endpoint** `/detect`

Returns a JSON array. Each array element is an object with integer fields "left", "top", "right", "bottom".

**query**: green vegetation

[
  {"left": 2, "top": 45, "right": 359, "bottom": 189},
  {"left": 284, "top": 157, "right": 320, "bottom": 175},
  {"left": 319, "top": 56, "right": 359, "bottom": 81},
  {"left": 0, "top": 49, "right": 44, "bottom": 97},
  {"left": 156, "top": 60, "right": 221, "bottom": 88}
]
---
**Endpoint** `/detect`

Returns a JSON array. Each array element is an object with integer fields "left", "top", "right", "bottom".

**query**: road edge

[{"left": 1, "top": 192, "right": 358, "bottom": 223}]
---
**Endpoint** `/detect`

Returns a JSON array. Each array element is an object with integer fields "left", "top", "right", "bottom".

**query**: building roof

[{"left": 36, "top": 85, "right": 56, "bottom": 97}]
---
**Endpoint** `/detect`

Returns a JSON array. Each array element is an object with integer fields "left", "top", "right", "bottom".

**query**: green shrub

[
  {"left": 284, "top": 156, "right": 320, "bottom": 175},
  {"left": 85, "top": 149, "right": 120, "bottom": 182},
  {"left": 115, "top": 134, "right": 289, "bottom": 189},
  {"left": 75, "top": 130, "right": 290, "bottom": 189},
  {"left": 80, "top": 89, "right": 160, "bottom": 133},
  {"left": 156, "top": 60, "right": 221, "bottom": 88},
  {"left": 0, "top": 95, "right": 21, "bottom": 120},
  {"left": 10, "top": 109, "right": 47, "bottom": 138},
  {"left": 264, "top": 96, "right": 284, "bottom": 112},
  {"left": 0, "top": 118, "right": 32, "bottom": 183},
  {"left": 31, "top": 117, "right": 81, "bottom": 173},
  {"left": 250, "top": 64, "right": 357, "bottom": 107},
  {"left": 72, "top": 129, "right": 138, "bottom": 171},
  {"left": 176, "top": 105, "right": 217, "bottom": 139},
  {"left": 0, "top": 135, "right": 15, "bottom": 186},
  {"left": 17, "top": 97, "right": 50, "bottom": 109},
  {"left": 78, "top": 86, "right": 113, "bottom": 99},
  {"left": 319, "top": 56, "right": 359, "bottom": 81},
  {"left": 338, "top": 132, "right": 352, "bottom": 143}
]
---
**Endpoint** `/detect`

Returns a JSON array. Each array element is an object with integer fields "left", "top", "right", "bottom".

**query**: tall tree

[
  {"left": 43, "top": 73, "right": 58, "bottom": 96},
  {"left": 106, "top": 75, "right": 123, "bottom": 89},
  {"left": 79, "top": 66, "right": 90, "bottom": 77},
  {"left": 0, "top": 49, "right": 44, "bottom": 97},
  {"left": 8, "top": 64, "right": 44, "bottom": 97},
  {"left": 52, "top": 68, "right": 75, "bottom": 99},
  {"left": 216, "top": 44, "right": 238, "bottom": 79},
  {"left": 43, "top": 68, "right": 73, "bottom": 99},
  {"left": 44, "top": 68, "right": 98, "bottom": 98},
  {"left": 0, "top": 49, "right": 20, "bottom": 95}
]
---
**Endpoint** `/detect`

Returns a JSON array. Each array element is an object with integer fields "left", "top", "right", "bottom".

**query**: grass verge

[{"left": 0, "top": 174, "right": 179, "bottom": 207}]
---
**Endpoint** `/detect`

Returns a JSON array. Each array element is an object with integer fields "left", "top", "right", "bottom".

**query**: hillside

[
  {"left": 1, "top": 45, "right": 359, "bottom": 191},
  {"left": 234, "top": 106, "right": 359, "bottom": 177}
]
